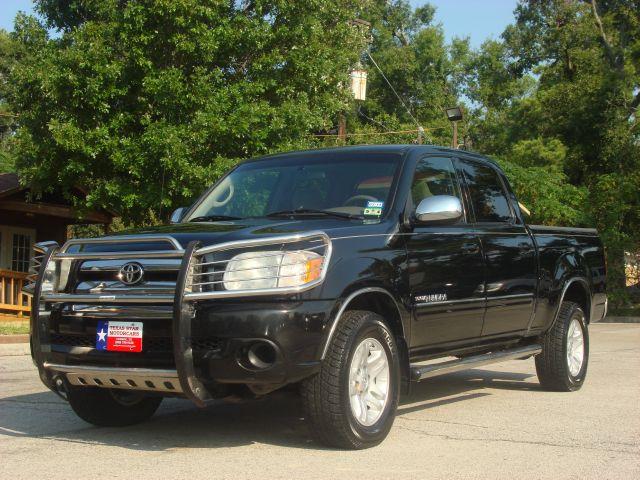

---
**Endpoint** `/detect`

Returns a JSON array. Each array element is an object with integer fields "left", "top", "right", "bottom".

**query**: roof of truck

[{"left": 245, "top": 145, "right": 499, "bottom": 166}]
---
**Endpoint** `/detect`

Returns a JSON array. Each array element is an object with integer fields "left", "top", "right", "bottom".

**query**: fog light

[{"left": 241, "top": 342, "right": 277, "bottom": 371}]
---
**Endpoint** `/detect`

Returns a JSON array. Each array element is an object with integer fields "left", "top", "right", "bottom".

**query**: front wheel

[
  {"left": 67, "top": 387, "right": 163, "bottom": 426},
  {"left": 301, "top": 310, "right": 400, "bottom": 449},
  {"left": 535, "top": 301, "right": 589, "bottom": 391}
]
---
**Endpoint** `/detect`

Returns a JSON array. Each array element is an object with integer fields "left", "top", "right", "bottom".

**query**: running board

[{"left": 410, "top": 344, "right": 542, "bottom": 382}]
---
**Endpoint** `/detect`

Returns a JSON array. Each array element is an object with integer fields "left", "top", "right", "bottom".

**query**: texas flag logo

[{"left": 96, "top": 321, "right": 143, "bottom": 352}]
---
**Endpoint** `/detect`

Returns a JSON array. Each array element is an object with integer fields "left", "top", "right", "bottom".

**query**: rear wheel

[
  {"left": 535, "top": 301, "right": 589, "bottom": 391},
  {"left": 67, "top": 387, "right": 163, "bottom": 426},
  {"left": 301, "top": 310, "right": 400, "bottom": 449}
]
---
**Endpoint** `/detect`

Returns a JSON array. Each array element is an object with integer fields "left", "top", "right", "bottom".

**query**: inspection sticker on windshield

[
  {"left": 364, "top": 201, "right": 384, "bottom": 216},
  {"left": 96, "top": 321, "right": 143, "bottom": 352}
]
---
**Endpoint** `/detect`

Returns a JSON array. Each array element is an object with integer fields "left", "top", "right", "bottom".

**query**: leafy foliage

[
  {"left": 466, "top": 0, "right": 640, "bottom": 305},
  {"left": 6, "top": 0, "right": 366, "bottom": 221},
  {"left": 497, "top": 158, "right": 589, "bottom": 227},
  {"left": 340, "top": 0, "right": 467, "bottom": 146},
  {"left": 345, "top": 0, "right": 639, "bottom": 304},
  {"left": 0, "top": 29, "right": 17, "bottom": 172},
  {"left": 3, "top": 0, "right": 639, "bottom": 305}
]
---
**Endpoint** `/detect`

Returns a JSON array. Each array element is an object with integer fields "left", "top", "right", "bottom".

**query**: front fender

[{"left": 314, "top": 240, "right": 410, "bottom": 360}]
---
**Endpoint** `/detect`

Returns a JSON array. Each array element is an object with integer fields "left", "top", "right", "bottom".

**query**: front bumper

[
  {"left": 31, "top": 240, "right": 335, "bottom": 406},
  {"left": 44, "top": 363, "right": 183, "bottom": 393}
]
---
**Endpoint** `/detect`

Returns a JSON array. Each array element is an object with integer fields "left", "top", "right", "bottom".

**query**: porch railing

[{"left": 0, "top": 269, "right": 32, "bottom": 318}]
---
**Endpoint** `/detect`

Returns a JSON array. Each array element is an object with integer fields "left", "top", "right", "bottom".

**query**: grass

[
  {"left": 610, "top": 307, "right": 640, "bottom": 317},
  {"left": 0, "top": 321, "right": 30, "bottom": 335}
]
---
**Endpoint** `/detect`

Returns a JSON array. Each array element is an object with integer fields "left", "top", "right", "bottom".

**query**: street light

[
  {"left": 350, "top": 69, "right": 368, "bottom": 101},
  {"left": 445, "top": 106, "right": 463, "bottom": 149}
]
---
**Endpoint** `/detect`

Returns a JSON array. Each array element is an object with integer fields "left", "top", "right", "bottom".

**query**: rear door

[
  {"left": 458, "top": 158, "right": 536, "bottom": 336},
  {"left": 406, "top": 156, "right": 486, "bottom": 349}
]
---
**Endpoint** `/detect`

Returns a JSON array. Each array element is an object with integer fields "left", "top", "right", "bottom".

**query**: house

[{"left": 0, "top": 173, "right": 114, "bottom": 319}]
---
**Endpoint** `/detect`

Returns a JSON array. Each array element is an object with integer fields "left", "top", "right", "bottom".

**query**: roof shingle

[{"left": 0, "top": 173, "right": 20, "bottom": 195}]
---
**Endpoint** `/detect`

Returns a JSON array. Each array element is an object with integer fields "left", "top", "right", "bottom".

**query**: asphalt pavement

[{"left": 1, "top": 323, "right": 638, "bottom": 480}]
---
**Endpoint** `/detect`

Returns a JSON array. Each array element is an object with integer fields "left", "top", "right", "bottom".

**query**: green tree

[
  {"left": 6, "top": 0, "right": 638, "bottom": 305},
  {"left": 342, "top": 1, "right": 468, "bottom": 146},
  {"left": 8, "top": 0, "right": 367, "bottom": 221},
  {"left": 0, "top": 29, "right": 18, "bottom": 172},
  {"left": 467, "top": 0, "right": 640, "bottom": 306},
  {"left": 498, "top": 158, "right": 589, "bottom": 227}
]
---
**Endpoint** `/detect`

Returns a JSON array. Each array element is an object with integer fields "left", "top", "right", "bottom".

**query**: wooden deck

[{"left": 0, "top": 269, "right": 31, "bottom": 320}]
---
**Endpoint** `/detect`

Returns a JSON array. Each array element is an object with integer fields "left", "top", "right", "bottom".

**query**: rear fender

[{"left": 547, "top": 277, "right": 592, "bottom": 331}]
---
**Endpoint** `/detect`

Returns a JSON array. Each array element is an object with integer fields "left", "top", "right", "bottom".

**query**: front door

[
  {"left": 458, "top": 158, "right": 536, "bottom": 336},
  {"left": 406, "top": 156, "right": 486, "bottom": 349}
]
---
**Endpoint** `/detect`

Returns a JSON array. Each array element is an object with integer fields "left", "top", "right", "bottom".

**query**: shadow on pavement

[
  {"left": 0, "top": 368, "right": 537, "bottom": 451},
  {"left": 398, "top": 368, "right": 537, "bottom": 416}
]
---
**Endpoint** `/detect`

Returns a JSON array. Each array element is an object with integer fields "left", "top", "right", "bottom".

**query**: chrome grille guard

[
  {"left": 28, "top": 231, "right": 331, "bottom": 405},
  {"left": 184, "top": 231, "right": 332, "bottom": 300},
  {"left": 39, "top": 235, "right": 185, "bottom": 304},
  {"left": 174, "top": 231, "right": 331, "bottom": 405}
]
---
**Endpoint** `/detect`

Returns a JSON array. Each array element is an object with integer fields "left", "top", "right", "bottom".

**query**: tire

[
  {"left": 67, "top": 387, "right": 163, "bottom": 427},
  {"left": 535, "top": 301, "right": 589, "bottom": 391},
  {"left": 301, "top": 310, "right": 400, "bottom": 449}
]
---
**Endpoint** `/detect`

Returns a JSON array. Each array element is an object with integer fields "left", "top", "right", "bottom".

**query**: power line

[
  {"left": 314, "top": 129, "right": 420, "bottom": 138},
  {"left": 313, "top": 126, "right": 447, "bottom": 138},
  {"left": 366, "top": 51, "right": 422, "bottom": 130},
  {"left": 357, "top": 106, "right": 391, "bottom": 132}
]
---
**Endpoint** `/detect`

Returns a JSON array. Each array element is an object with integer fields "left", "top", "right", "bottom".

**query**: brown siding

[{"left": 0, "top": 210, "right": 68, "bottom": 244}]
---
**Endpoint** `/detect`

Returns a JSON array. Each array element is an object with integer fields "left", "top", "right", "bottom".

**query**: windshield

[{"left": 186, "top": 153, "right": 402, "bottom": 222}]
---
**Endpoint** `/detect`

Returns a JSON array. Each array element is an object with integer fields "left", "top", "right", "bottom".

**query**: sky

[
  {"left": 0, "top": 0, "right": 519, "bottom": 48},
  {"left": 420, "top": 0, "right": 519, "bottom": 47}
]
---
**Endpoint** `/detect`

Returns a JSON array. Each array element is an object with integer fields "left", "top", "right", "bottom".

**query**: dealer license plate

[{"left": 95, "top": 321, "right": 143, "bottom": 352}]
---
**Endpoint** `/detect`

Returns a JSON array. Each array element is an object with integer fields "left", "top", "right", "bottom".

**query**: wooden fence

[{"left": 0, "top": 269, "right": 31, "bottom": 319}]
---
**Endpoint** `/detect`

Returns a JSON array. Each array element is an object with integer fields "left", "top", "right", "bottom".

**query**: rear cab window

[{"left": 458, "top": 159, "right": 514, "bottom": 223}]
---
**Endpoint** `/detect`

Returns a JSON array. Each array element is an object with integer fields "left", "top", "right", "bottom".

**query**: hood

[{"left": 105, "top": 217, "right": 386, "bottom": 249}]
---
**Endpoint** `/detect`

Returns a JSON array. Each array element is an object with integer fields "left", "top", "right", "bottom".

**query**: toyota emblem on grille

[{"left": 118, "top": 262, "right": 144, "bottom": 285}]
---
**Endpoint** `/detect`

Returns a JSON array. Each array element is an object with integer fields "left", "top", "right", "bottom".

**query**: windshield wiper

[
  {"left": 265, "top": 209, "right": 363, "bottom": 220},
  {"left": 189, "top": 215, "right": 243, "bottom": 222}
]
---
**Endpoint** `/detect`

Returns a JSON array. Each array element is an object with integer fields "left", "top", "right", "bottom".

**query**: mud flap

[{"left": 173, "top": 240, "right": 212, "bottom": 407}]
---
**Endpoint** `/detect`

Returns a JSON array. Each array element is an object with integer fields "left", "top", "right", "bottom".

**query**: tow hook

[{"left": 51, "top": 375, "right": 69, "bottom": 401}]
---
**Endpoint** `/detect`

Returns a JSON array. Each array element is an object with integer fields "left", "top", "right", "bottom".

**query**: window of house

[{"left": 12, "top": 233, "right": 31, "bottom": 272}]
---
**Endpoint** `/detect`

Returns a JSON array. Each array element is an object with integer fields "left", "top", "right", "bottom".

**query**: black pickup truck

[{"left": 27, "top": 145, "right": 607, "bottom": 449}]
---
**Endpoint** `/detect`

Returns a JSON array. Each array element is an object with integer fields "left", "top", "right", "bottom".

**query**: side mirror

[
  {"left": 415, "top": 195, "right": 462, "bottom": 224},
  {"left": 170, "top": 207, "right": 187, "bottom": 224}
]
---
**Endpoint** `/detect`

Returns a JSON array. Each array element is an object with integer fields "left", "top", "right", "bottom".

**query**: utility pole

[
  {"left": 451, "top": 121, "right": 458, "bottom": 149},
  {"left": 445, "top": 106, "right": 463, "bottom": 149},
  {"left": 338, "top": 114, "right": 347, "bottom": 142}
]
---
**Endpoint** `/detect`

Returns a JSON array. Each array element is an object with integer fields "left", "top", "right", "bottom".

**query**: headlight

[
  {"left": 39, "top": 258, "right": 70, "bottom": 293},
  {"left": 223, "top": 250, "right": 324, "bottom": 291},
  {"left": 57, "top": 259, "right": 72, "bottom": 291},
  {"left": 41, "top": 257, "right": 57, "bottom": 294}
]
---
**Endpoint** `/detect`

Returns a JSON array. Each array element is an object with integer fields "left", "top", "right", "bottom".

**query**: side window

[
  {"left": 411, "top": 156, "right": 462, "bottom": 214},
  {"left": 460, "top": 160, "right": 513, "bottom": 223}
]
